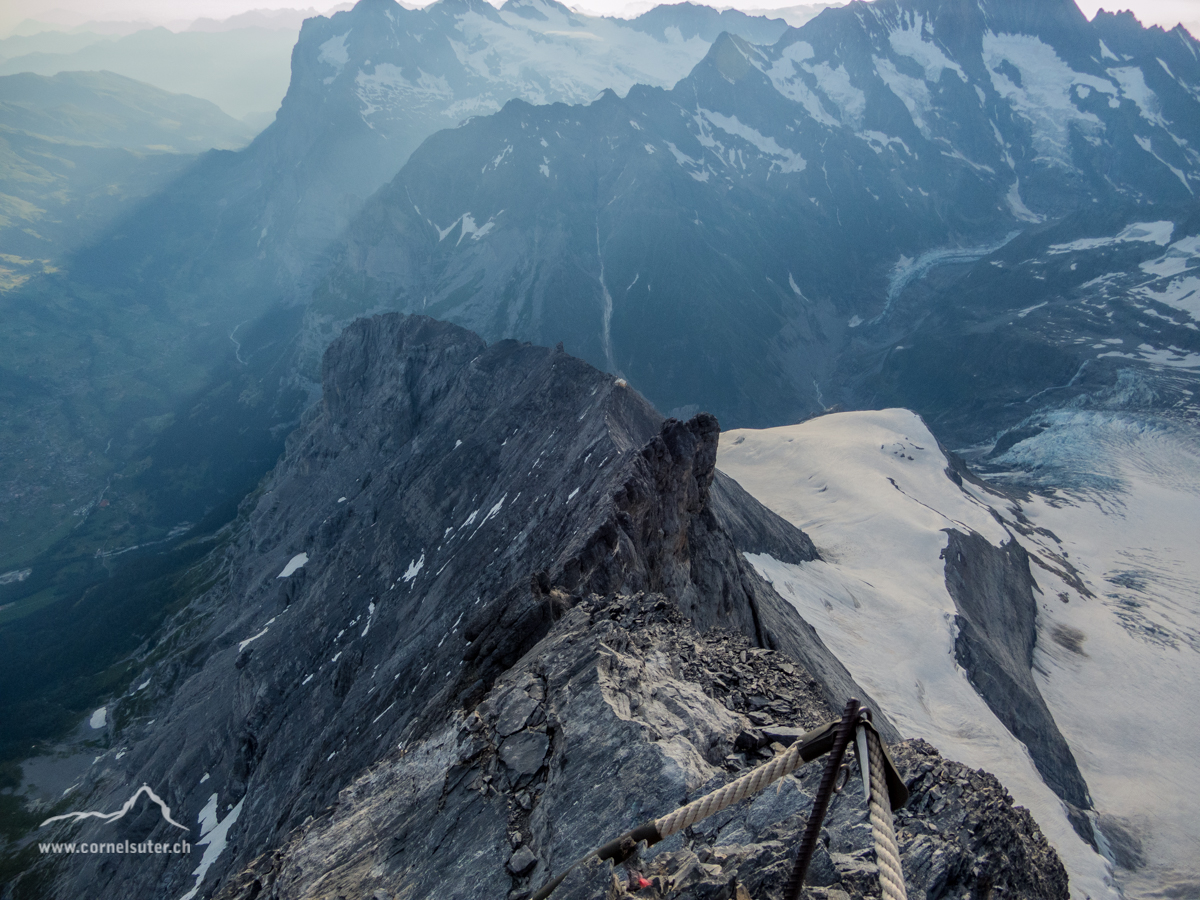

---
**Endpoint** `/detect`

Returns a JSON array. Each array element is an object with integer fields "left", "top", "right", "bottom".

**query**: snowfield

[{"left": 716, "top": 408, "right": 1200, "bottom": 899}]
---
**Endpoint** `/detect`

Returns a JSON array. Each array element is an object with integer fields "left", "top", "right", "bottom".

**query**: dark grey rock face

[
  {"left": 942, "top": 529, "right": 1093, "bottom": 843},
  {"left": 709, "top": 472, "right": 819, "bottom": 566},
  {"left": 500, "top": 731, "right": 550, "bottom": 775},
  {"left": 27, "top": 314, "right": 883, "bottom": 900}
]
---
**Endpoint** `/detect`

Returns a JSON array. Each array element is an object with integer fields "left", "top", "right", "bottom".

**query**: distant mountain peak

[
  {"left": 350, "top": 0, "right": 403, "bottom": 10},
  {"left": 426, "top": 0, "right": 507, "bottom": 18},
  {"left": 703, "top": 30, "right": 760, "bottom": 81},
  {"left": 501, "top": 0, "right": 578, "bottom": 19}
]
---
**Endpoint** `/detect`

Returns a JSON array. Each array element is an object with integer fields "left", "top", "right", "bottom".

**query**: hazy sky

[{"left": 9, "top": 0, "right": 1199, "bottom": 32}]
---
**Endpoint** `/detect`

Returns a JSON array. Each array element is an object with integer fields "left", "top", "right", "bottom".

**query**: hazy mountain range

[
  {"left": 0, "top": 27, "right": 300, "bottom": 126},
  {"left": 0, "top": 0, "right": 794, "bottom": 585},
  {"left": 312, "top": 0, "right": 1200, "bottom": 433}
]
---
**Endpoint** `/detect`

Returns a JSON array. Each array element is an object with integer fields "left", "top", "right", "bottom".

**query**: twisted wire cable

[
  {"left": 866, "top": 728, "right": 908, "bottom": 900},
  {"left": 655, "top": 732, "right": 807, "bottom": 837},
  {"left": 533, "top": 710, "right": 916, "bottom": 900}
]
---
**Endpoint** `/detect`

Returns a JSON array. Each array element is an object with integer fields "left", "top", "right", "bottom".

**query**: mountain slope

[
  {"left": 853, "top": 205, "right": 1200, "bottom": 443},
  {"left": 0, "top": 26, "right": 299, "bottom": 123},
  {"left": 982, "top": 400, "right": 1200, "bottom": 900},
  {"left": 0, "top": 70, "right": 254, "bottom": 151}
]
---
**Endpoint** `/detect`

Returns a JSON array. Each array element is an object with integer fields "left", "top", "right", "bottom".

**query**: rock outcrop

[
  {"left": 212, "top": 592, "right": 1069, "bottom": 900},
  {"left": 943, "top": 529, "right": 1094, "bottom": 843}
]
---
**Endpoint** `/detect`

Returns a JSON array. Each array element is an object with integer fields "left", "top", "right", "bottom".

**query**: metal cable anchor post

[{"left": 782, "top": 697, "right": 861, "bottom": 900}]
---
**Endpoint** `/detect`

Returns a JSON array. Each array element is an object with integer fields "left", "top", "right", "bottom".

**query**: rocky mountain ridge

[
  {"left": 214, "top": 593, "right": 1067, "bottom": 900},
  {"left": 13, "top": 315, "right": 1068, "bottom": 900}
]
